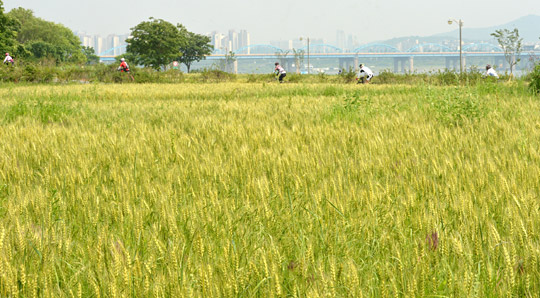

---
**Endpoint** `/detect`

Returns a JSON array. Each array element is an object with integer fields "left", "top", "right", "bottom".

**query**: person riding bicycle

[
  {"left": 356, "top": 63, "right": 374, "bottom": 84},
  {"left": 117, "top": 58, "right": 130, "bottom": 72},
  {"left": 3, "top": 53, "right": 14, "bottom": 65},
  {"left": 274, "top": 62, "right": 286, "bottom": 83}
]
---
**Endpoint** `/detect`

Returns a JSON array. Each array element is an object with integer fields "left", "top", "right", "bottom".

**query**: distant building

[
  {"left": 336, "top": 30, "right": 345, "bottom": 50},
  {"left": 76, "top": 31, "right": 127, "bottom": 56},
  {"left": 228, "top": 30, "right": 238, "bottom": 51},
  {"left": 209, "top": 29, "right": 251, "bottom": 53},
  {"left": 238, "top": 30, "right": 250, "bottom": 52}
]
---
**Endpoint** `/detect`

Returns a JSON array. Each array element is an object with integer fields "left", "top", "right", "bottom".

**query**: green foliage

[
  {"left": 0, "top": 0, "right": 18, "bottom": 54},
  {"left": 199, "top": 67, "right": 236, "bottom": 82},
  {"left": 322, "top": 85, "right": 345, "bottom": 97},
  {"left": 216, "top": 51, "right": 237, "bottom": 73},
  {"left": 528, "top": 62, "right": 540, "bottom": 95},
  {"left": 491, "top": 28, "right": 523, "bottom": 76},
  {"left": 425, "top": 87, "right": 487, "bottom": 126},
  {"left": 338, "top": 67, "right": 357, "bottom": 83},
  {"left": 12, "top": 43, "right": 30, "bottom": 59},
  {"left": 82, "top": 46, "right": 99, "bottom": 65},
  {"left": 8, "top": 8, "right": 85, "bottom": 63},
  {"left": 3, "top": 99, "right": 79, "bottom": 124},
  {"left": 285, "top": 73, "right": 302, "bottom": 83},
  {"left": 317, "top": 71, "right": 329, "bottom": 82},
  {"left": 177, "top": 28, "right": 213, "bottom": 73},
  {"left": 126, "top": 18, "right": 184, "bottom": 70},
  {"left": 327, "top": 91, "right": 376, "bottom": 123}
]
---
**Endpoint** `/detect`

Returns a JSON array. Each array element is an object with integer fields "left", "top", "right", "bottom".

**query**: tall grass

[{"left": 0, "top": 82, "right": 539, "bottom": 297}]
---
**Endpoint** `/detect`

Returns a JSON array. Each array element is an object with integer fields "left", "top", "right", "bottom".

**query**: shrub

[
  {"left": 199, "top": 68, "right": 236, "bottom": 83},
  {"left": 426, "top": 87, "right": 486, "bottom": 126},
  {"left": 338, "top": 67, "right": 357, "bottom": 83},
  {"left": 528, "top": 63, "right": 540, "bottom": 95}
]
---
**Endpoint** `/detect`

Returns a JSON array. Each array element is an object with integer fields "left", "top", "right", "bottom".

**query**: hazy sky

[{"left": 4, "top": 0, "right": 540, "bottom": 43}]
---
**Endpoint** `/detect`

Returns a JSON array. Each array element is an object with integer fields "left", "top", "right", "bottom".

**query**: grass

[{"left": 0, "top": 81, "right": 539, "bottom": 297}]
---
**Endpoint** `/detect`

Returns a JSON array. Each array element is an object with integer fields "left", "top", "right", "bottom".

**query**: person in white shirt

[
  {"left": 485, "top": 64, "right": 498, "bottom": 78},
  {"left": 274, "top": 62, "right": 286, "bottom": 83},
  {"left": 3, "top": 53, "right": 14, "bottom": 65},
  {"left": 357, "top": 63, "right": 374, "bottom": 84}
]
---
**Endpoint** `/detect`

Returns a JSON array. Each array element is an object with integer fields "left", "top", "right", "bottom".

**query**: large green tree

[
  {"left": 8, "top": 8, "right": 85, "bottom": 63},
  {"left": 0, "top": 0, "right": 19, "bottom": 54},
  {"left": 177, "top": 26, "right": 213, "bottom": 73},
  {"left": 126, "top": 18, "right": 184, "bottom": 70}
]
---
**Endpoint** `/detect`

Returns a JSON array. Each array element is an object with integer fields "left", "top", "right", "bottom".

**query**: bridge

[{"left": 98, "top": 43, "right": 536, "bottom": 73}]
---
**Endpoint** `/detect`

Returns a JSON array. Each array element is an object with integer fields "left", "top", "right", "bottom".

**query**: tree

[
  {"left": 218, "top": 51, "right": 237, "bottom": 73},
  {"left": 292, "top": 49, "right": 305, "bottom": 74},
  {"left": 8, "top": 7, "right": 85, "bottom": 63},
  {"left": 177, "top": 26, "right": 213, "bottom": 73},
  {"left": 126, "top": 18, "right": 184, "bottom": 70},
  {"left": 491, "top": 28, "right": 523, "bottom": 76},
  {"left": 82, "top": 46, "right": 99, "bottom": 65},
  {"left": 0, "top": 1, "right": 19, "bottom": 54}
]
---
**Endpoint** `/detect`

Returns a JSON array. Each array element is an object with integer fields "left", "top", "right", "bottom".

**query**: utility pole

[{"left": 448, "top": 19, "right": 464, "bottom": 74}]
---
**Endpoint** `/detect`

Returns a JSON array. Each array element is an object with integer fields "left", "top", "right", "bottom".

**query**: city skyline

[{"left": 5, "top": 0, "right": 540, "bottom": 46}]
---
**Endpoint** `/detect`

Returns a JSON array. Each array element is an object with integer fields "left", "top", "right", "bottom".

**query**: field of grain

[{"left": 0, "top": 82, "right": 539, "bottom": 297}]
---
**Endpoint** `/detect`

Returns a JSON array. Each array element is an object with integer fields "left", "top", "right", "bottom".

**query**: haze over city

[{"left": 5, "top": 0, "right": 540, "bottom": 44}]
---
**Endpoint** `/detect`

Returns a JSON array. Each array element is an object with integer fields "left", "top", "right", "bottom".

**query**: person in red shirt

[
  {"left": 117, "top": 58, "right": 134, "bottom": 81},
  {"left": 118, "top": 58, "right": 130, "bottom": 72}
]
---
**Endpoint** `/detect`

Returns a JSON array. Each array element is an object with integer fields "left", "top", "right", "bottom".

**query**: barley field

[{"left": 0, "top": 81, "right": 539, "bottom": 297}]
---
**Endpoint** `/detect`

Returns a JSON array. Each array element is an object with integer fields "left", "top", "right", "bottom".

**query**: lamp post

[
  {"left": 448, "top": 18, "right": 463, "bottom": 74},
  {"left": 300, "top": 37, "right": 310, "bottom": 74}
]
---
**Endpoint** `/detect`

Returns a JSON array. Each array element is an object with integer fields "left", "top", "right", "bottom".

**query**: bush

[
  {"left": 425, "top": 87, "right": 486, "bottom": 126},
  {"left": 199, "top": 68, "right": 236, "bottom": 83},
  {"left": 528, "top": 63, "right": 540, "bottom": 95},
  {"left": 338, "top": 67, "right": 357, "bottom": 83}
]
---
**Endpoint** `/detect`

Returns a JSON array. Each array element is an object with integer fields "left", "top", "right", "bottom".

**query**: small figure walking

[
  {"left": 117, "top": 58, "right": 134, "bottom": 81},
  {"left": 3, "top": 53, "right": 14, "bottom": 65},
  {"left": 356, "top": 63, "right": 374, "bottom": 84},
  {"left": 274, "top": 62, "right": 286, "bottom": 83}
]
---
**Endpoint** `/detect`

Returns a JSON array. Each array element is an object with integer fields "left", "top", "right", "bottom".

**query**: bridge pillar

[
  {"left": 445, "top": 57, "right": 460, "bottom": 71},
  {"left": 393, "top": 58, "right": 403, "bottom": 73},
  {"left": 342, "top": 58, "right": 355, "bottom": 72},
  {"left": 409, "top": 56, "right": 414, "bottom": 73},
  {"left": 354, "top": 56, "right": 359, "bottom": 71},
  {"left": 234, "top": 60, "right": 238, "bottom": 74}
]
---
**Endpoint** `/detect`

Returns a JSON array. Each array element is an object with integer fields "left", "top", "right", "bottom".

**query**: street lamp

[
  {"left": 448, "top": 18, "right": 464, "bottom": 74},
  {"left": 300, "top": 37, "right": 310, "bottom": 74}
]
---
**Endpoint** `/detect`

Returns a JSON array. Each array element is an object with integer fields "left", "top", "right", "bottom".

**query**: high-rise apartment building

[
  {"left": 209, "top": 29, "right": 250, "bottom": 53},
  {"left": 336, "top": 30, "right": 346, "bottom": 50},
  {"left": 238, "top": 30, "right": 250, "bottom": 51},
  {"left": 76, "top": 31, "right": 127, "bottom": 56},
  {"left": 228, "top": 30, "right": 238, "bottom": 51}
]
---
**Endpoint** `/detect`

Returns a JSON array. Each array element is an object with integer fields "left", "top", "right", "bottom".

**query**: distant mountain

[
  {"left": 374, "top": 15, "right": 540, "bottom": 49},
  {"left": 434, "top": 15, "right": 540, "bottom": 43}
]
